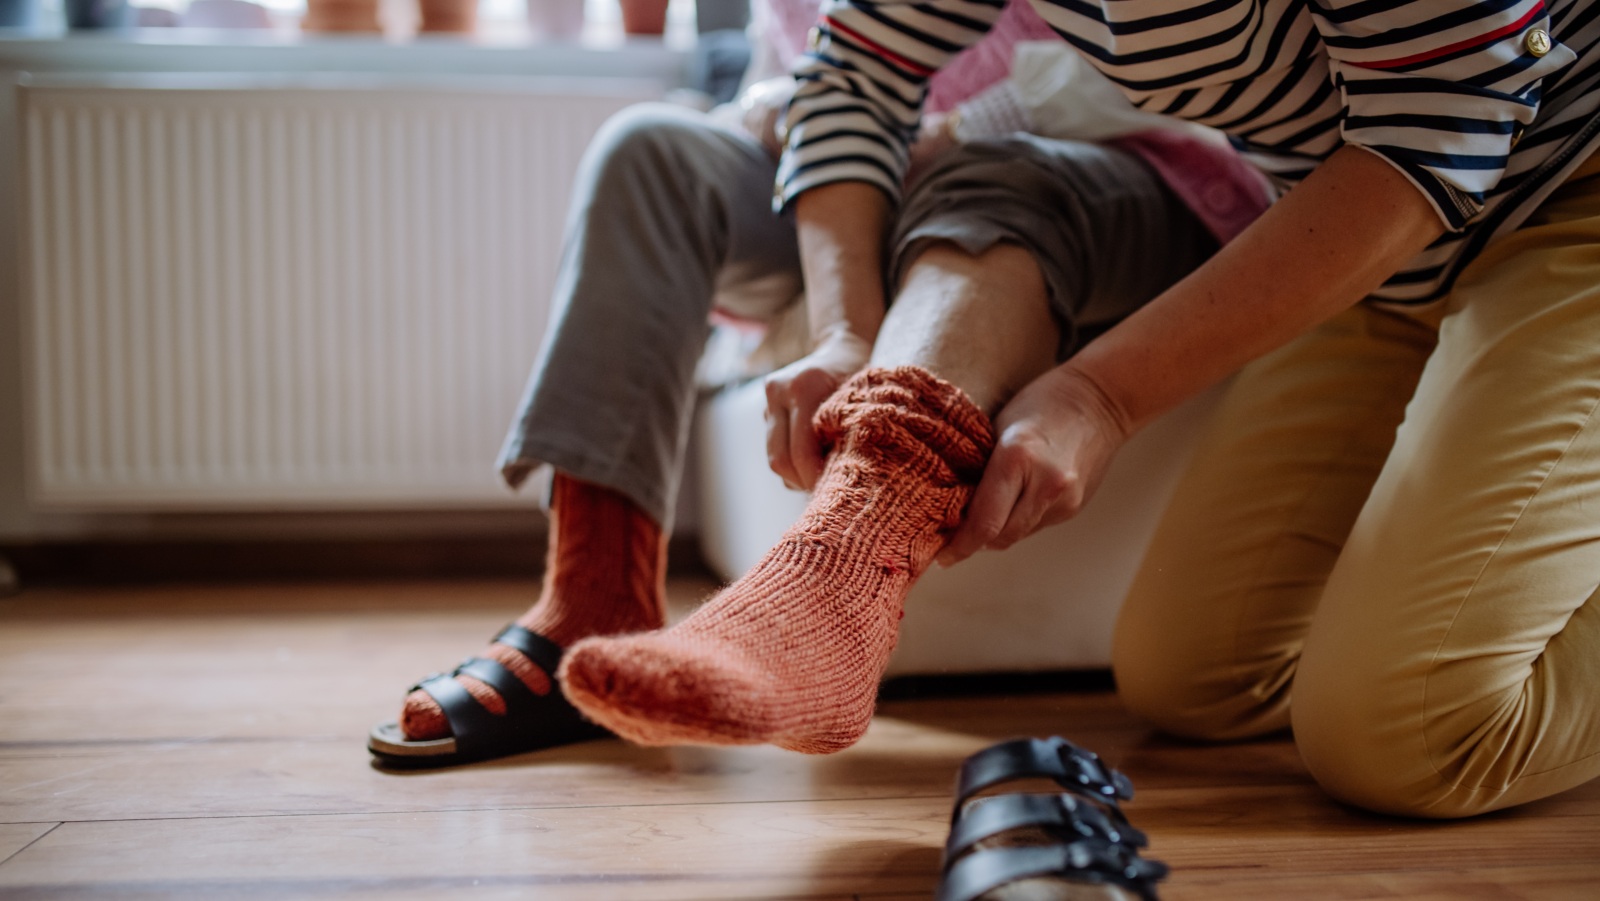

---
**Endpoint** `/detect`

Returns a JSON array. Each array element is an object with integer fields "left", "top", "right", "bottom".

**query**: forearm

[
  {"left": 794, "top": 181, "right": 893, "bottom": 347},
  {"left": 1063, "top": 145, "right": 1447, "bottom": 433},
  {"left": 764, "top": 181, "right": 893, "bottom": 489}
]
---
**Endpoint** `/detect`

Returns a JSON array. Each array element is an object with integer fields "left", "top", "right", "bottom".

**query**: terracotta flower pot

[
  {"left": 418, "top": 0, "right": 475, "bottom": 33},
  {"left": 618, "top": 0, "right": 667, "bottom": 35},
  {"left": 301, "top": 0, "right": 380, "bottom": 32}
]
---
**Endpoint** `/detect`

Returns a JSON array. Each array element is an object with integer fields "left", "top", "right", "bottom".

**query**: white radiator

[{"left": 17, "top": 75, "right": 662, "bottom": 509}]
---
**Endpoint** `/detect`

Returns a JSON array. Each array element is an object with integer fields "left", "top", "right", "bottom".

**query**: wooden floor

[{"left": 1, "top": 577, "right": 1596, "bottom": 900}]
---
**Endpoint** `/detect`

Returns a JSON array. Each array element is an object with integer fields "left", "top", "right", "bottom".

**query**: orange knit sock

[
  {"left": 559, "top": 366, "right": 995, "bottom": 753},
  {"left": 400, "top": 474, "right": 667, "bottom": 741}
]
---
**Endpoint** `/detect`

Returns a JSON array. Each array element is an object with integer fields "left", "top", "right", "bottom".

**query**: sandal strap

[
  {"left": 396, "top": 625, "right": 608, "bottom": 764},
  {"left": 954, "top": 737, "right": 1134, "bottom": 817},
  {"left": 936, "top": 842, "right": 1169, "bottom": 901},
  {"left": 414, "top": 665, "right": 505, "bottom": 755},
  {"left": 493, "top": 624, "right": 564, "bottom": 676},
  {"left": 412, "top": 640, "right": 566, "bottom": 759},
  {"left": 944, "top": 792, "right": 1147, "bottom": 868},
  {"left": 414, "top": 656, "right": 544, "bottom": 754},
  {"left": 455, "top": 656, "right": 543, "bottom": 719}
]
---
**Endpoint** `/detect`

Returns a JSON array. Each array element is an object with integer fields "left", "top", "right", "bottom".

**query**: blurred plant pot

[
  {"left": 618, "top": 0, "right": 666, "bottom": 35},
  {"left": 526, "top": 0, "right": 582, "bottom": 39},
  {"left": 64, "top": 0, "right": 131, "bottom": 28},
  {"left": 302, "top": 0, "right": 380, "bottom": 31},
  {"left": 418, "top": 0, "right": 474, "bottom": 33}
]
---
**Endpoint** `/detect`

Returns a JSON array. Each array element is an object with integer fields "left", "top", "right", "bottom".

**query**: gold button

[
  {"left": 807, "top": 27, "right": 822, "bottom": 51},
  {"left": 1526, "top": 28, "right": 1552, "bottom": 57}
]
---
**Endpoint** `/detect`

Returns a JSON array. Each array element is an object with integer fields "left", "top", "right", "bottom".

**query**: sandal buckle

[
  {"left": 1052, "top": 737, "right": 1135, "bottom": 802},
  {"left": 1055, "top": 793, "right": 1147, "bottom": 849}
]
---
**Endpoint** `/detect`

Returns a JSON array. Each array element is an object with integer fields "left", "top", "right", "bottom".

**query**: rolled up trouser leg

[{"left": 889, "top": 135, "right": 1216, "bottom": 360}]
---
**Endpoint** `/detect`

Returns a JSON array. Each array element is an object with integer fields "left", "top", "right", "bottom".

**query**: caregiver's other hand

[
  {"left": 764, "top": 330, "right": 873, "bottom": 491},
  {"left": 937, "top": 366, "right": 1132, "bottom": 566}
]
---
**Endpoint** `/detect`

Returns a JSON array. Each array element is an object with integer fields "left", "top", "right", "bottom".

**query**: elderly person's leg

[
  {"left": 1291, "top": 157, "right": 1600, "bottom": 817},
  {"left": 393, "top": 102, "right": 801, "bottom": 747},
  {"left": 561, "top": 137, "right": 1215, "bottom": 752}
]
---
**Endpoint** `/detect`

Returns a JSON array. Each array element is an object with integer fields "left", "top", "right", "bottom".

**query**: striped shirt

[
  {"left": 753, "top": 0, "right": 1059, "bottom": 109},
  {"left": 779, "top": 0, "right": 1600, "bottom": 303}
]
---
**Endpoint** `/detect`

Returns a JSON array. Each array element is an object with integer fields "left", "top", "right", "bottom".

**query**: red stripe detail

[
  {"left": 1349, "top": 3, "right": 1545, "bottom": 71},
  {"left": 823, "top": 17, "right": 937, "bottom": 78}
]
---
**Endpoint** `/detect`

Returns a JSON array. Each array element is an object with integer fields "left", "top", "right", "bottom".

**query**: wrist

[
  {"left": 811, "top": 325, "right": 875, "bottom": 357},
  {"left": 1050, "top": 364, "right": 1135, "bottom": 444}
]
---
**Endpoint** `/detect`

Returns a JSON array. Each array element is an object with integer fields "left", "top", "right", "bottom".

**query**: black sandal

[
  {"left": 936, "top": 737, "right": 1168, "bottom": 901},
  {"left": 367, "top": 624, "right": 610, "bottom": 768}
]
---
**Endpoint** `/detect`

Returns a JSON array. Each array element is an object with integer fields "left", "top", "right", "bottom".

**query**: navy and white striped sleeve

[
  {"left": 775, "top": 0, "right": 1006, "bottom": 211},
  {"left": 1312, "top": 0, "right": 1578, "bottom": 230}
]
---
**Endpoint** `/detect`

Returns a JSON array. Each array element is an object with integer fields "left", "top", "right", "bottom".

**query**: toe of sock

[
  {"left": 399, "top": 689, "right": 449, "bottom": 741},
  {"left": 559, "top": 635, "right": 776, "bottom": 747}
]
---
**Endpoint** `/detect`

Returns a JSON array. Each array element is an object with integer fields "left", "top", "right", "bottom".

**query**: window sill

[{"left": 0, "top": 25, "right": 697, "bottom": 82}]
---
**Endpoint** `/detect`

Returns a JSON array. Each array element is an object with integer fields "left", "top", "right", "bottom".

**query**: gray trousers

[{"left": 498, "top": 103, "right": 1214, "bottom": 526}]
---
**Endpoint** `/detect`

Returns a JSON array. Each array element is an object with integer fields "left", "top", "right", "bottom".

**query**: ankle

[
  {"left": 514, "top": 592, "right": 665, "bottom": 648},
  {"left": 529, "top": 473, "right": 668, "bottom": 641}
]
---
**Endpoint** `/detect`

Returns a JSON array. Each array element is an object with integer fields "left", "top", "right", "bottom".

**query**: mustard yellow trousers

[{"left": 1112, "top": 153, "right": 1600, "bottom": 818}]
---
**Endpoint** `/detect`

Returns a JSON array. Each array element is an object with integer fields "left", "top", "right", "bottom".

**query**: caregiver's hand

[
  {"left": 937, "top": 366, "right": 1132, "bottom": 566},
  {"left": 764, "top": 329, "right": 873, "bottom": 491}
]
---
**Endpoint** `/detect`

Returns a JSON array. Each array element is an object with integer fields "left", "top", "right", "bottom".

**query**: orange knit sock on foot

[
  {"left": 559, "top": 366, "right": 995, "bottom": 753},
  {"left": 400, "top": 474, "right": 666, "bottom": 741}
]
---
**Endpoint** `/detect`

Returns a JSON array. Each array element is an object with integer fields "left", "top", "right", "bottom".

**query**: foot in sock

[
  {"left": 399, "top": 474, "right": 667, "bottom": 742},
  {"left": 559, "top": 366, "right": 995, "bottom": 753}
]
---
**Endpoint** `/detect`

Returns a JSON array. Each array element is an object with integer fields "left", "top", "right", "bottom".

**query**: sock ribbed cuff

[{"left": 814, "top": 366, "right": 996, "bottom": 486}]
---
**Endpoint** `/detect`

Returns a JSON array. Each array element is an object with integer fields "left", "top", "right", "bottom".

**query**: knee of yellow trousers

[
  {"left": 1291, "top": 680, "right": 1506, "bottom": 819},
  {"left": 1111, "top": 623, "right": 1294, "bottom": 742}
]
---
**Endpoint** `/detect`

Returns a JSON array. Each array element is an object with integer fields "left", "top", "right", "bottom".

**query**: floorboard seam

[
  {"left": 8, "top": 795, "right": 954, "bottom": 825},
  {"left": 0, "top": 823, "right": 62, "bottom": 868}
]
